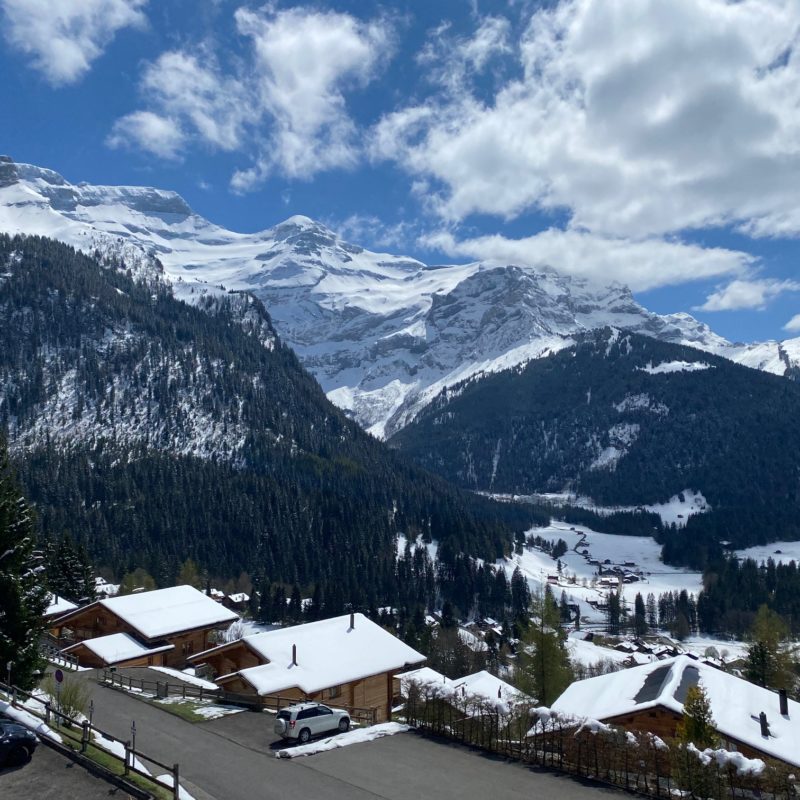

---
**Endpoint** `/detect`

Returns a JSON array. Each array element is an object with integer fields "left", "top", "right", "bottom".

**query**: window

[{"left": 328, "top": 686, "right": 341, "bottom": 699}]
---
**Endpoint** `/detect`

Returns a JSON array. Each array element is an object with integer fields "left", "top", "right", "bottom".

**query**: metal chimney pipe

[
  {"left": 350, "top": 612, "right": 355, "bottom": 629},
  {"left": 759, "top": 711, "right": 770, "bottom": 737},
  {"left": 292, "top": 644, "right": 297, "bottom": 666},
  {"left": 779, "top": 689, "right": 789, "bottom": 716}
]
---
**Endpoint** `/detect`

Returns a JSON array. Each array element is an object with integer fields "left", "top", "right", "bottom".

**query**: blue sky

[{"left": 1, "top": 0, "right": 799, "bottom": 343}]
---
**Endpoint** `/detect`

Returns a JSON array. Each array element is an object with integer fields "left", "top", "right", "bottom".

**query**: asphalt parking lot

[{"left": 0, "top": 741, "right": 137, "bottom": 799}]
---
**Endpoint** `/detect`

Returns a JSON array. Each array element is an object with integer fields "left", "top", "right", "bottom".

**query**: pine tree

[
  {"left": 515, "top": 587, "right": 573, "bottom": 705},
  {"left": 676, "top": 684, "right": 718, "bottom": 748},
  {"left": 0, "top": 445, "right": 49, "bottom": 689},
  {"left": 744, "top": 605, "right": 798, "bottom": 690},
  {"left": 633, "top": 592, "right": 648, "bottom": 637}
]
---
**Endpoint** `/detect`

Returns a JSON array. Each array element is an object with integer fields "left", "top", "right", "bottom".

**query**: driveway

[
  {"left": 0, "top": 741, "right": 136, "bottom": 799},
  {"left": 77, "top": 674, "right": 626, "bottom": 800}
]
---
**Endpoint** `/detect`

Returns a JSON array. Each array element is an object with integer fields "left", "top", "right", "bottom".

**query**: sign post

[{"left": 54, "top": 668, "right": 64, "bottom": 724}]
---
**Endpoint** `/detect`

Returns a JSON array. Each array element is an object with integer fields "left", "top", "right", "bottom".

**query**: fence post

[
  {"left": 124, "top": 741, "right": 131, "bottom": 776},
  {"left": 81, "top": 720, "right": 89, "bottom": 753},
  {"left": 173, "top": 763, "right": 180, "bottom": 800},
  {"left": 44, "top": 701, "right": 51, "bottom": 725},
  {"left": 11, "top": 687, "right": 17, "bottom": 708}
]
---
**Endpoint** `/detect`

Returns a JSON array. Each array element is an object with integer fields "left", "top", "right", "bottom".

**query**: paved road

[
  {"left": 0, "top": 740, "right": 137, "bottom": 799},
  {"left": 78, "top": 674, "right": 626, "bottom": 800}
]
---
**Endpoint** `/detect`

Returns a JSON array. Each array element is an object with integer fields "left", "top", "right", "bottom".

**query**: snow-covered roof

[
  {"left": 64, "top": 633, "right": 174, "bottom": 665},
  {"left": 227, "top": 593, "right": 249, "bottom": 603},
  {"left": 57, "top": 585, "right": 239, "bottom": 640},
  {"left": 395, "top": 667, "right": 453, "bottom": 695},
  {"left": 213, "top": 613, "right": 424, "bottom": 696},
  {"left": 453, "top": 671, "right": 525, "bottom": 703},
  {"left": 45, "top": 594, "right": 78, "bottom": 618},
  {"left": 552, "top": 656, "right": 800, "bottom": 767}
]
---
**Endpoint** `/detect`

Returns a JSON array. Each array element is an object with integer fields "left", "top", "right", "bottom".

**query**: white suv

[{"left": 274, "top": 703, "right": 350, "bottom": 743}]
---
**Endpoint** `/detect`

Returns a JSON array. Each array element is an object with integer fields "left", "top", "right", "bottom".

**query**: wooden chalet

[
  {"left": 551, "top": 655, "right": 800, "bottom": 769},
  {"left": 52, "top": 585, "right": 239, "bottom": 669},
  {"left": 189, "top": 612, "right": 425, "bottom": 722}
]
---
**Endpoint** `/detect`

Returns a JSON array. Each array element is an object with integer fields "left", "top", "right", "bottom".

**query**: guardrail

[
  {"left": 39, "top": 639, "right": 79, "bottom": 671},
  {"left": 0, "top": 680, "right": 181, "bottom": 800}
]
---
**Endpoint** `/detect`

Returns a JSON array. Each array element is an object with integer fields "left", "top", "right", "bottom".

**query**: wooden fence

[
  {"left": 0, "top": 681, "right": 181, "bottom": 800},
  {"left": 101, "top": 668, "right": 217, "bottom": 701},
  {"left": 404, "top": 685, "right": 800, "bottom": 800}
]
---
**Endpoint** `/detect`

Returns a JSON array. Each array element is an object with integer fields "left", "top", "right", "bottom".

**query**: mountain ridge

[{"left": 1, "top": 155, "right": 797, "bottom": 438}]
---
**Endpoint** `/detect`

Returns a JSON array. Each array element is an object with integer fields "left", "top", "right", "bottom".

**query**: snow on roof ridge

[
  {"left": 552, "top": 655, "right": 800, "bottom": 767},
  {"left": 213, "top": 612, "right": 424, "bottom": 696},
  {"left": 96, "top": 585, "right": 239, "bottom": 640}
]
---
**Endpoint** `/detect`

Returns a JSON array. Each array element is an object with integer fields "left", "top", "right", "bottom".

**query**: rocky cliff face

[{"left": 1, "top": 155, "right": 797, "bottom": 437}]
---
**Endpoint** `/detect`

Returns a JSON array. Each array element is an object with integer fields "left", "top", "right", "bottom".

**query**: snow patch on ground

[
  {"left": 276, "top": 722, "right": 411, "bottom": 758},
  {"left": 734, "top": 540, "right": 800, "bottom": 565},
  {"left": 639, "top": 360, "right": 712, "bottom": 375},
  {"left": 156, "top": 773, "right": 197, "bottom": 800}
]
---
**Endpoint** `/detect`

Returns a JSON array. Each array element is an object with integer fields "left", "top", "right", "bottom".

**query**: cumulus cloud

[
  {"left": 233, "top": 6, "right": 392, "bottom": 183},
  {"left": 374, "top": 0, "right": 800, "bottom": 238},
  {"left": 1, "top": 0, "right": 147, "bottom": 85},
  {"left": 696, "top": 278, "right": 800, "bottom": 311},
  {"left": 421, "top": 229, "right": 754, "bottom": 292},
  {"left": 107, "top": 111, "right": 185, "bottom": 160},
  {"left": 785, "top": 314, "right": 800, "bottom": 332},
  {"left": 111, "top": 6, "right": 392, "bottom": 187}
]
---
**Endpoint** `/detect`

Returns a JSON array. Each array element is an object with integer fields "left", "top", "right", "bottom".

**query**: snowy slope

[{"left": 2, "top": 155, "right": 797, "bottom": 437}]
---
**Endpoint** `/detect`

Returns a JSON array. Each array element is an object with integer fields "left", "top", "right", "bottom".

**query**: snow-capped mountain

[{"left": 1, "top": 155, "right": 797, "bottom": 437}]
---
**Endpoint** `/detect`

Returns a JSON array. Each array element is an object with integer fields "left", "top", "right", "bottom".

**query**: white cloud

[
  {"left": 110, "top": 6, "right": 393, "bottom": 187},
  {"left": 107, "top": 111, "right": 185, "bottom": 160},
  {"left": 696, "top": 278, "right": 800, "bottom": 311},
  {"left": 784, "top": 314, "right": 800, "bottom": 332},
  {"left": 139, "top": 51, "right": 250, "bottom": 152},
  {"left": 1, "top": 0, "right": 146, "bottom": 85},
  {"left": 374, "top": 0, "right": 800, "bottom": 238},
  {"left": 420, "top": 229, "right": 754, "bottom": 293},
  {"left": 417, "top": 15, "right": 512, "bottom": 91},
  {"left": 232, "top": 6, "right": 392, "bottom": 184}
]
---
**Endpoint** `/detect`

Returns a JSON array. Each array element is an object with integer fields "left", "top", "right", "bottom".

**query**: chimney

[
  {"left": 497, "top": 686, "right": 502, "bottom": 699},
  {"left": 779, "top": 689, "right": 789, "bottom": 716},
  {"left": 759, "top": 711, "right": 770, "bottom": 737},
  {"left": 292, "top": 644, "right": 297, "bottom": 666},
  {"left": 349, "top": 612, "right": 355, "bottom": 629}
]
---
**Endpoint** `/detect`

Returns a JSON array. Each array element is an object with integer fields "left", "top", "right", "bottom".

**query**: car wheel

[
  {"left": 338, "top": 718, "right": 350, "bottom": 733},
  {"left": 298, "top": 728, "right": 311, "bottom": 744},
  {"left": 7, "top": 745, "right": 31, "bottom": 767}
]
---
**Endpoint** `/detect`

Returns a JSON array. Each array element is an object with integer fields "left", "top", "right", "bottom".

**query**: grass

[
  {"left": 60, "top": 734, "right": 173, "bottom": 800},
  {"left": 149, "top": 698, "right": 210, "bottom": 723}
]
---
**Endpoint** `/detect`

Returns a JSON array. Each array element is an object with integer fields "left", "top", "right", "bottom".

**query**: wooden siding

[
  {"left": 218, "top": 669, "right": 400, "bottom": 721},
  {"left": 57, "top": 604, "right": 221, "bottom": 668},
  {"left": 198, "top": 641, "right": 265, "bottom": 678},
  {"left": 604, "top": 706, "right": 787, "bottom": 768}
]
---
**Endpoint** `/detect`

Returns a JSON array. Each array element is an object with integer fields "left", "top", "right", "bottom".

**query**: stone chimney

[{"left": 779, "top": 689, "right": 789, "bottom": 716}]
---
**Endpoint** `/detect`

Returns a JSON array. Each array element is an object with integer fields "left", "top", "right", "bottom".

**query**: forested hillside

[
  {"left": 0, "top": 234, "right": 538, "bottom": 607},
  {"left": 391, "top": 329, "right": 800, "bottom": 567}
]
